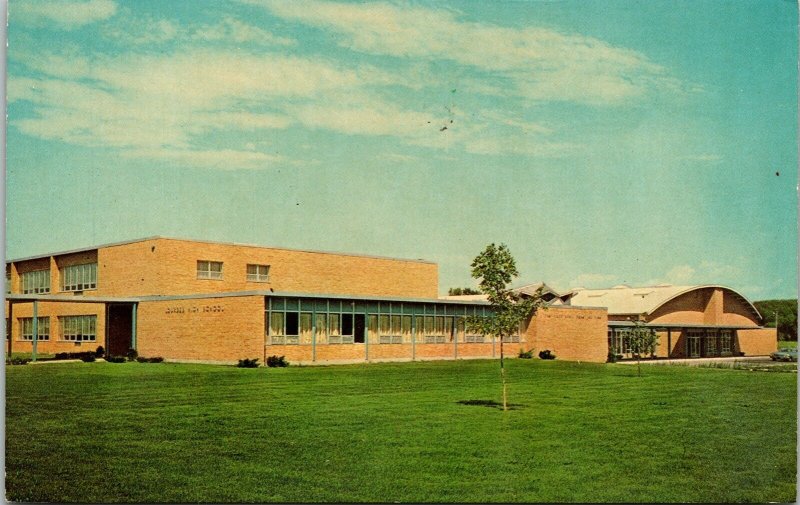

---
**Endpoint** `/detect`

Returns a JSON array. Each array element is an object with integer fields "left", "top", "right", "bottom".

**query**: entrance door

[
  {"left": 354, "top": 314, "right": 366, "bottom": 344},
  {"left": 107, "top": 304, "right": 134, "bottom": 356}
]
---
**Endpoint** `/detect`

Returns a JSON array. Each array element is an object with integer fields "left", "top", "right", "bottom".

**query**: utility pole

[{"left": 775, "top": 310, "right": 779, "bottom": 340}]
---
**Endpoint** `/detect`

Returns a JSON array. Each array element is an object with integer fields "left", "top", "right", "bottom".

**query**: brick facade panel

[{"left": 137, "top": 295, "right": 264, "bottom": 361}]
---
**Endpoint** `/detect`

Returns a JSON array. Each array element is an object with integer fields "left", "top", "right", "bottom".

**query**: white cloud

[
  {"left": 123, "top": 148, "right": 282, "bottom": 171},
  {"left": 10, "top": 45, "right": 575, "bottom": 167},
  {"left": 13, "top": 0, "right": 117, "bottom": 29},
  {"left": 101, "top": 14, "right": 294, "bottom": 46},
  {"left": 259, "top": 0, "right": 686, "bottom": 105}
]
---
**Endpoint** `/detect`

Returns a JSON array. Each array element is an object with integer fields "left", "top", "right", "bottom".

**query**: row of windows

[
  {"left": 14, "top": 263, "right": 98, "bottom": 294},
  {"left": 17, "top": 315, "right": 97, "bottom": 342},
  {"left": 198, "top": 261, "right": 270, "bottom": 282},
  {"left": 11, "top": 260, "right": 270, "bottom": 292},
  {"left": 267, "top": 312, "right": 516, "bottom": 345}
]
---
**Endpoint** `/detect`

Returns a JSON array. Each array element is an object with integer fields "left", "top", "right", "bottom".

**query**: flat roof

[
  {"left": 136, "top": 290, "right": 490, "bottom": 305},
  {"left": 608, "top": 320, "right": 763, "bottom": 330},
  {"left": 7, "top": 236, "right": 436, "bottom": 265}
]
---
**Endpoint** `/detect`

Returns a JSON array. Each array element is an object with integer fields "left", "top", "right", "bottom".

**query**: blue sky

[{"left": 5, "top": 0, "right": 797, "bottom": 300}]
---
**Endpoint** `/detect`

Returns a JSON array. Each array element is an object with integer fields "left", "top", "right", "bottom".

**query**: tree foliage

[
  {"left": 447, "top": 287, "right": 481, "bottom": 296},
  {"left": 628, "top": 320, "right": 659, "bottom": 376},
  {"left": 467, "top": 243, "right": 544, "bottom": 411},
  {"left": 753, "top": 299, "right": 797, "bottom": 341}
]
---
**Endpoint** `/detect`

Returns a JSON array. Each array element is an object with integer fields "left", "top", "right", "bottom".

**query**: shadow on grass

[{"left": 456, "top": 399, "right": 525, "bottom": 410}]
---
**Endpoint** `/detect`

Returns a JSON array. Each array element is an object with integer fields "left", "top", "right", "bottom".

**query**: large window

[
  {"left": 720, "top": 330, "right": 733, "bottom": 355},
  {"left": 61, "top": 263, "right": 97, "bottom": 291},
  {"left": 687, "top": 329, "right": 702, "bottom": 358},
  {"left": 20, "top": 317, "right": 50, "bottom": 341},
  {"left": 705, "top": 330, "right": 718, "bottom": 356},
  {"left": 22, "top": 270, "right": 50, "bottom": 294},
  {"left": 197, "top": 260, "right": 223, "bottom": 280},
  {"left": 246, "top": 264, "right": 270, "bottom": 282},
  {"left": 60, "top": 315, "right": 96, "bottom": 342}
]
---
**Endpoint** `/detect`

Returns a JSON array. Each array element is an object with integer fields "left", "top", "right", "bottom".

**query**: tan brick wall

[
  {"left": 148, "top": 238, "right": 438, "bottom": 298},
  {"left": 10, "top": 237, "right": 439, "bottom": 299},
  {"left": 525, "top": 306, "right": 608, "bottom": 362},
  {"left": 5, "top": 301, "right": 106, "bottom": 355},
  {"left": 737, "top": 328, "right": 777, "bottom": 356},
  {"left": 136, "top": 295, "right": 264, "bottom": 361},
  {"left": 649, "top": 288, "right": 761, "bottom": 327}
]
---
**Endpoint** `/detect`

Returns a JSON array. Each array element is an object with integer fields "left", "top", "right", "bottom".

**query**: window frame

[
  {"left": 20, "top": 317, "right": 50, "bottom": 341},
  {"left": 246, "top": 264, "right": 270, "bottom": 282},
  {"left": 21, "top": 269, "right": 51, "bottom": 294},
  {"left": 59, "top": 315, "right": 97, "bottom": 342},
  {"left": 197, "top": 260, "right": 223, "bottom": 280},
  {"left": 60, "top": 263, "right": 97, "bottom": 292}
]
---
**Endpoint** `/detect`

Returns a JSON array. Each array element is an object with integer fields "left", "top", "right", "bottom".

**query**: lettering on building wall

[
  {"left": 541, "top": 313, "right": 603, "bottom": 320},
  {"left": 165, "top": 305, "right": 224, "bottom": 315}
]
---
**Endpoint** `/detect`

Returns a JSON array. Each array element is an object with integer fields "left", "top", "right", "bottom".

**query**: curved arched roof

[{"left": 568, "top": 284, "right": 762, "bottom": 322}]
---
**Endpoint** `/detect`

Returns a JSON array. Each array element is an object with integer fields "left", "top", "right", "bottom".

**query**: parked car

[{"left": 770, "top": 348, "right": 798, "bottom": 362}]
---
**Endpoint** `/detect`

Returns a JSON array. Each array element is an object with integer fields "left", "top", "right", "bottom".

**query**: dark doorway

[
  {"left": 354, "top": 314, "right": 366, "bottom": 344},
  {"left": 107, "top": 304, "right": 134, "bottom": 356}
]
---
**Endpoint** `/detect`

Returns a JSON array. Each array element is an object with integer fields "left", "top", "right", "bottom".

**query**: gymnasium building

[{"left": 4, "top": 237, "right": 776, "bottom": 364}]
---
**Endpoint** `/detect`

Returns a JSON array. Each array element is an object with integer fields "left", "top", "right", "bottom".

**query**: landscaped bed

[{"left": 5, "top": 359, "right": 796, "bottom": 502}]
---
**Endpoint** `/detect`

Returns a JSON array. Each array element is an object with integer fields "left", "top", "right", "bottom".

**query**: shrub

[
  {"left": 53, "top": 351, "right": 97, "bottom": 361},
  {"left": 266, "top": 355, "right": 289, "bottom": 367},
  {"left": 95, "top": 346, "right": 105, "bottom": 358},
  {"left": 136, "top": 356, "right": 164, "bottom": 363},
  {"left": 105, "top": 355, "right": 126, "bottom": 363},
  {"left": 237, "top": 358, "right": 260, "bottom": 368},
  {"left": 126, "top": 348, "right": 138, "bottom": 361},
  {"left": 538, "top": 350, "right": 556, "bottom": 360},
  {"left": 6, "top": 357, "right": 30, "bottom": 365},
  {"left": 518, "top": 349, "right": 534, "bottom": 359},
  {"left": 607, "top": 351, "right": 623, "bottom": 363}
]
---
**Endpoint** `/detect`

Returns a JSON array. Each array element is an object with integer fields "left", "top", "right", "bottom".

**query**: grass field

[{"left": 5, "top": 359, "right": 796, "bottom": 503}]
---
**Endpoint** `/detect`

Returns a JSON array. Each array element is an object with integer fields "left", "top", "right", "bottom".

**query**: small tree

[
  {"left": 467, "top": 243, "right": 543, "bottom": 411},
  {"left": 628, "top": 320, "right": 659, "bottom": 376},
  {"left": 448, "top": 287, "right": 481, "bottom": 296}
]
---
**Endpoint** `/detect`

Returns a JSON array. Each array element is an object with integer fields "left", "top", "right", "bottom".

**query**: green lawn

[
  {"left": 778, "top": 340, "right": 798, "bottom": 349},
  {"left": 5, "top": 359, "right": 797, "bottom": 503}
]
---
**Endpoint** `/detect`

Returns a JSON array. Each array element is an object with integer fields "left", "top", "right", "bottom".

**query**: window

[
  {"left": 246, "top": 264, "right": 270, "bottom": 282},
  {"left": 705, "top": 330, "right": 718, "bottom": 356},
  {"left": 6, "top": 270, "right": 10, "bottom": 294},
  {"left": 61, "top": 263, "right": 97, "bottom": 291},
  {"left": 379, "top": 314, "right": 403, "bottom": 344},
  {"left": 60, "top": 315, "right": 96, "bottom": 342},
  {"left": 269, "top": 311, "right": 298, "bottom": 345},
  {"left": 720, "top": 330, "right": 732, "bottom": 355},
  {"left": 20, "top": 317, "right": 50, "bottom": 341},
  {"left": 687, "top": 329, "right": 702, "bottom": 358},
  {"left": 197, "top": 261, "right": 223, "bottom": 280},
  {"left": 21, "top": 270, "right": 50, "bottom": 294}
]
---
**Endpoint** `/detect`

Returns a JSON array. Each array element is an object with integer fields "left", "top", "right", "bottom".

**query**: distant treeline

[{"left": 753, "top": 299, "right": 797, "bottom": 341}]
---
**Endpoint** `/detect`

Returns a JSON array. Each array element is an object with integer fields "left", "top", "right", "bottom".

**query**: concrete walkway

[{"left": 616, "top": 356, "right": 772, "bottom": 366}]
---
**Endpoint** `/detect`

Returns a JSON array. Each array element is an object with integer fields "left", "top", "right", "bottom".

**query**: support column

[
  {"left": 667, "top": 329, "right": 672, "bottom": 359},
  {"left": 131, "top": 304, "right": 137, "bottom": 350},
  {"left": 411, "top": 315, "right": 416, "bottom": 361},
  {"left": 311, "top": 306, "right": 316, "bottom": 363},
  {"left": 7, "top": 301, "right": 13, "bottom": 356},
  {"left": 32, "top": 300, "right": 38, "bottom": 362}
]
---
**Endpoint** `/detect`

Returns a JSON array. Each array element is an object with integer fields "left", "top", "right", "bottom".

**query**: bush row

[{"left": 237, "top": 355, "right": 290, "bottom": 368}]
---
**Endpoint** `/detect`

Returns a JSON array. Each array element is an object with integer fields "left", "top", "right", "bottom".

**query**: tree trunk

[
  {"left": 637, "top": 356, "right": 641, "bottom": 377},
  {"left": 500, "top": 336, "right": 507, "bottom": 411}
]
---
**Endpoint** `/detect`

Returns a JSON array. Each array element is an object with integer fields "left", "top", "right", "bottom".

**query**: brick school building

[{"left": 4, "top": 237, "right": 776, "bottom": 364}]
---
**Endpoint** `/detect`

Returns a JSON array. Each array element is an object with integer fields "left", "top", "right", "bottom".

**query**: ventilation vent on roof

[
  {"left": 612, "top": 284, "right": 630, "bottom": 289},
  {"left": 634, "top": 291, "right": 654, "bottom": 298},
  {"left": 587, "top": 292, "right": 606, "bottom": 298},
  {"left": 656, "top": 283, "right": 672, "bottom": 287}
]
